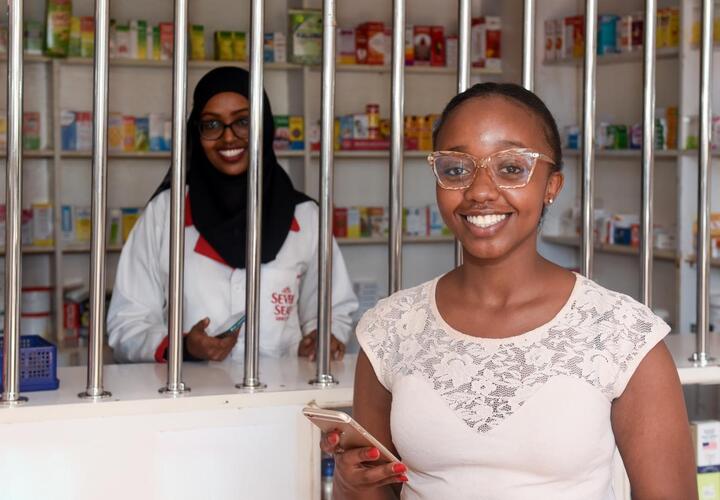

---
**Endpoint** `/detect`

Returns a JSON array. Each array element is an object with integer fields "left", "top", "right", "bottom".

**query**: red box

[
  {"left": 357, "top": 22, "right": 385, "bottom": 65},
  {"left": 355, "top": 26, "right": 368, "bottom": 64},
  {"left": 159, "top": 22, "right": 174, "bottom": 60},
  {"left": 413, "top": 26, "right": 432, "bottom": 65},
  {"left": 430, "top": 26, "right": 445, "bottom": 66},
  {"left": 333, "top": 207, "right": 348, "bottom": 237},
  {"left": 341, "top": 138, "right": 390, "bottom": 151}
]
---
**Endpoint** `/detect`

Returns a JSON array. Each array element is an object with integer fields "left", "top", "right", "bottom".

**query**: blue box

[
  {"left": 264, "top": 33, "right": 274, "bottom": 62},
  {"left": 597, "top": 15, "right": 619, "bottom": 55},
  {"left": 61, "top": 110, "right": 77, "bottom": 151}
]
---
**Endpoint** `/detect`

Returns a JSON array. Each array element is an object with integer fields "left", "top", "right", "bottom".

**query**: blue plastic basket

[{"left": 0, "top": 335, "right": 60, "bottom": 392}]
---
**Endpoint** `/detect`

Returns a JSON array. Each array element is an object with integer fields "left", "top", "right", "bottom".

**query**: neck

[{"left": 455, "top": 231, "right": 550, "bottom": 306}]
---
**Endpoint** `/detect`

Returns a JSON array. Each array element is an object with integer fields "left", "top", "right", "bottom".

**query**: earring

[{"left": 546, "top": 198, "right": 554, "bottom": 205}]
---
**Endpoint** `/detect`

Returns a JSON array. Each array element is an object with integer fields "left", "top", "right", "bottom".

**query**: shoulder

[
  {"left": 144, "top": 189, "right": 171, "bottom": 221},
  {"left": 293, "top": 200, "right": 319, "bottom": 225}
]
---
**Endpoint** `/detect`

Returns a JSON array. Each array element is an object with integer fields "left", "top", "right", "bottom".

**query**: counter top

[
  {"left": 4, "top": 332, "right": 720, "bottom": 423},
  {"left": 0, "top": 355, "right": 356, "bottom": 423}
]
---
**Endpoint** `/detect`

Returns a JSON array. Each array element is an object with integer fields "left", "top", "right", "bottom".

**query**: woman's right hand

[
  {"left": 321, "top": 431, "right": 408, "bottom": 496},
  {"left": 185, "top": 317, "right": 239, "bottom": 361}
]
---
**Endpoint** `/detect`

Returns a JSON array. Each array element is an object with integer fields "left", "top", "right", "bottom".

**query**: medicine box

[{"left": 692, "top": 421, "right": 720, "bottom": 470}]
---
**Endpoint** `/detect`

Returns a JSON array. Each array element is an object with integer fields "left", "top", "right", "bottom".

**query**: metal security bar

[
  {"left": 161, "top": 0, "right": 190, "bottom": 395},
  {"left": 240, "top": 0, "right": 265, "bottom": 390},
  {"left": 522, "top": 0, "right": 535, "bottom": 91},
  {"left": 0, "top": 0, "right": 25, "bottom": 406},
  {"left": 389, "top": 0, "right": 406, "bottom": 294},
  {"left": 79, "top": 0, "right": 112, "bottom": 400},
  {"left": 640, "top": 0, "right": 657, "bottom": 307},
  {"left": 692, "top": 0, "right": 714, "bottom": 365},
  {"left": 580, "top": 0, "right": 597, "bottom": 278},
  {"left": 455, "top": 0, "right": 471, "bottom": 267},
  {"left": 312, "top": 0, "right": 338, "bottom": 387}
]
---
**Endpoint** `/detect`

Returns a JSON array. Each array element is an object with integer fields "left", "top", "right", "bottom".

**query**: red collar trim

[{"left": 184, "top": 193, "right": 300, "bottom": 266}]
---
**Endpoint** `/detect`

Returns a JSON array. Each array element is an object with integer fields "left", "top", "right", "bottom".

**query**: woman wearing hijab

[{"left": 107, "top": 67, "right": 358, "bottom": 363}]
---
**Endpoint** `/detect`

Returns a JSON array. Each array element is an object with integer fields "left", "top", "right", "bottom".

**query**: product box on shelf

[
  {"left": 471, "top": 16, "right": 502, "bottom": 69},
  {"left": 75, "top": 206, "right": 91, "bottom": 243},
  {"left": 215, "top": 31, "right": 233, "bottom": 61},
  {"left": 115, "top": 23, "right": 131, "bottom": 58},
  {"left": 108, "top": 208, "right": 122, "bottom": 246},
  {"left": 80, "top": 16, "right": 94, "bottom": 58},
  {"left": 31, "top": 203, "right": 53, "bottom": 247},
  {"left": 544, "top": 19, "right": 556, "bottom": 61},
  {"left": 23, "top": 112, "right": 41, "bottom": 151},
  {"left": 347, "top": 207, "right": 361, "bottom": 238},
  {"left": 159, "top": 22, "right": 173, "bottom": 61},
  {"left": 69, "top": 16, "right": 81, "bottom": 57},
  {"left": 273, "top": 32, "right": 286, "bottom": 63},
  {"left": 190, "top": 25, "right": 205, "bottom": 60},
  {"left": 368, "top": 207, "right": 388, "bottom": 237},
  {"left": 598, "top": 15, "right": 619, "bottom": 55},
  {"left": 359, "top": 22, "right": 385, "bottom": 65},
  {"left": 60, "top": 205, "right": 74, "bottom": 243},
  {"left": 289, "top": 116, "right": 304, "bottom": 150},
  {"left": 382, "top": 27, "right": 392, "bottom": 66},
  {"left": 108, "top": 112, "right": 124, "bottom": 152},
  {"left": 130, "top": 20, "right": 148, "bottom": 59},
  {"left": 446, "top": 35, "right": 458, "bottom": 68},
  {"left": 121, "top": 208, "right": 141, "bottom": 243},
  {"left": 122, "top": 116, "right": 136, "bottom": 152},
  {"left": 273, "top": 115, "right": 290, "bottom": 150},
  {"left": 45, "top": 0, "right": 72, "bottom": 57},
  {"left": 430, "top": 26, "right": 446, "bottom": 66},
  {"left": 233, "top": 31, "right": 247, "bottom": 61},
  {"left": 413, "top": 26, "right": 432, "bottom": 65},
  {"left": 564, "top": 15, "right": 584, "bottom": 59},
  {"left": 404, "top": 26, "right": 414, "bottom": 65},
  {"left": 24, "top": 21, "right": 44, "bottom": 56},
  {"left": 333, "top": 207, "right": 348, "bottom": 238},
  {"left": 134, "top": 116, "right": 149, "bottom": 152},
  {"left": 264, "top": 33, "right": 274, "bottom": 62},
  {"left": 289, "top": 9, "right": 322, "bottom": 65}
]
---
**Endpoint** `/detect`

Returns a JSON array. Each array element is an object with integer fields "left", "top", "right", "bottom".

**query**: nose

[
  {"left": 463, "top": 165, "right": 500, "bottom": 204},
  {"left": 222, "top": 124, "right": 236, "bottom": 142}
]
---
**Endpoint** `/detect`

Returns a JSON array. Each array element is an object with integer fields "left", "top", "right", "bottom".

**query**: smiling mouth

[
  {"left": 218, "top": 148, "right": 246, "bottom": 159},
  {"left": 464, "top": 213, "right": 509, "bottom": 229}
]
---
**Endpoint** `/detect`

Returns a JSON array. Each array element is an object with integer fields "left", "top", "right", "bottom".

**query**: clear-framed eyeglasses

[{"left": 427, "top": 148, "right": 556, "bottom": 190}]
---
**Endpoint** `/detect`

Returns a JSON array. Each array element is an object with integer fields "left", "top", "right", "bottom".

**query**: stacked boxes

[
  {"left": 692, "top": 421, "right": 720, "bottom": 500},
  {"left": 333, "top": 205, "right": 450, "bottom": 239}
]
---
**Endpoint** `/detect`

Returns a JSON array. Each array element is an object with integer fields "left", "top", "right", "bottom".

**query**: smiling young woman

[
  {"left": 322, "top": 83, "right": 696, "bottom": 500},
  {"left": 106, "top": 67, "right": 357, "bottom": 364}
]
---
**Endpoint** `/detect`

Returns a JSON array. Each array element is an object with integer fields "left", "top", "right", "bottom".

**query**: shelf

[
  {"left": 685, "top": 255, "right": 720, "bottom": 268},
  {"left": 562, "top": 149, "right": 680, "bottom": 159},
  {"left": 0, "top": 54, "right": 52, "bottom": 64},
  {"left": 60, "top": 150, "right": 304, "bottom": 160},
  {"left": 321, "top": 63, "right": 502, "bottom": 76},
  {"left": 338, "top": 235, "right": 454, "bottom": 245},
  {"left": 542, "top": 235, "right": 677, "bottom": 261},
  {"left": 310, "top": 150, "right": 430, "bottom": 159},
  {"left": 61, "top": 57, "right": 303, "bottom": 72},
  {"left": 0, "top": 150, "right": 55, "bottom": 159},
  {"left": 544, "top": 47, "right": 679, "bottom": 67}
]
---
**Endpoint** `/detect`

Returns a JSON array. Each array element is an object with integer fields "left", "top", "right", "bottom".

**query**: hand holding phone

[{"left": 304, "top": 407, "right": 409, "bottom": 491}]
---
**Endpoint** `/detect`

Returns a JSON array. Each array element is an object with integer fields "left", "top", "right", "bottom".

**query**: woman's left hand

[{"left": 298, "top": 330, "right": 346, "bottom": 361}]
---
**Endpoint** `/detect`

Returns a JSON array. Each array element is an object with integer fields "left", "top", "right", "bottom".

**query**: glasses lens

[
  {"left": 434, "top": 154, "right": 475, "bottom": 188},
  {"left": 230, "top": 117, "right": 250, "bottom": 139},
  {"left": 198, "top": 120, "right": 224, "bottom": 140},
  {"left": 488, "top": 152, "right": 534, "bottom": 187}
]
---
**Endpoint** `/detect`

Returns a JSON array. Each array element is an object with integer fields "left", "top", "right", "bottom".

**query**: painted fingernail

[
  {"left": 329, "top": 433, "right": 339, "bottom": 445},
  {"left": 398, "top": 475, "right": 409, "bottom": 482},
  {"left": 392, "top": 463, "right": 407, "bottom": 474},
  {"left": 368, "top": 448, "right": 380, "bottom": 460}
]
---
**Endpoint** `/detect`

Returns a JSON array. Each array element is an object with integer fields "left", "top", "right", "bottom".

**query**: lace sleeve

[
  {"left": 609, "top": 299, "right": 671, "bottom": 399},
  {"left": 355, "top": 299, "right": 395, "bottom": 391}
]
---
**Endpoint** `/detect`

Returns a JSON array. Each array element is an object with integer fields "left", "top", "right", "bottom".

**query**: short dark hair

[{"left": 432, "top": 82, "right": 562, "bottom": 172}]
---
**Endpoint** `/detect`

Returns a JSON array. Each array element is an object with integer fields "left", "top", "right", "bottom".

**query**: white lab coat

[{"left": 107, "top": 190, "right": 358, "bottom": 362}]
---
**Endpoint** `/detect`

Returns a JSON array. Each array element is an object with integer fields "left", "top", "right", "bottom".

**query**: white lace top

[{"left": 356, "top": 273, "right": 670, "bottom": 500}]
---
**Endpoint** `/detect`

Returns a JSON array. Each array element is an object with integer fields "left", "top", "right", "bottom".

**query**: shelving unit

[
  {"left": 542, "top": 235, "right": 678, "bottom": 261},
  {"left": 543, "top": 46, "right": 679, "bottom": 66}
]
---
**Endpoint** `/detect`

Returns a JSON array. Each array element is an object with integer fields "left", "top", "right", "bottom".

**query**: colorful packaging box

[
  {"left": 692, "top": 421, "right": 720, "bottom": 470},
  {"left": 152, "top": 25, "right": 161, "bottom": 60},
  {"left": 108, "top": 112, "right": 124, "bottom": 152},
  {"left": 131, "top": 20, "right": 148, "bottom": 59},
  {"left": 430, "top": 26, "right": 445, "bottom": 66},
  {"left": 80, "top": 16, "right": 95, "bottom": 58},
  {"left": 273, "top": 115, "right": 290, "bottom": 150},
  {"left": 336, "top": 28, "right": 355, "bottom": 64},
  {"left": 347, "top": 207, "right": 361, "bottom": 238},
  {"left": 367, "top": 207, "right": 388, "bottom": 237},
  {"left": 24, "top": 21, "right": 44, "bottom": 55},
  {"left": 413, "top": 26, "right": 432, "bottom": 65},
  {"left": 289, "top": 9, "right": 322, "bottom": 65},
  {"left": 617, "top": 14, "right": 634, "bottom": 53},
  {"left": 115, "top": 23, "right": 131, "bottom": 59},
  {"left": 333, "top": 207, "right": 348, "bottom": 237},
  {"left": 215, "top": 31, "right": 233, "bottom": 61},
  {"left": 60, "top": 205, "right": 74, "bottom": 243},
  {"left": 355, "top": 25, "right": 368, "bottom": 64},
  {"left": 135, "top": 116, "right": 149, "bottom": 151},
  {"left": 597, "top": 15, "right": 618, "bottom": 55},
  {"left": 404, "top": 26, "right": 414, "bottom": 65},
  {"left": 61, "top": 110, "right": 77, "bottom": 151},
  {"left": 632, "top": 15, "right": 644, "bottom": 50},
  {"left": 446, "top": 35, "right": 458, "bottom": 68},
  {"left": 264, "top": 33, "right": 274, "bottom": 62},
  {"left": 108, "top": 208, "right": 122, "bottom": 246},
  {"left": 122, "top": 116, "right": 136, "bottom": 152},
  {"left": 23, "top": 112, "right": 41, "bottom": 150},
  {"left": 75, "top": 206, "right": 92, "bottom": 243},
  {"left": 149, "top": 112, "right": 166, "bottom": 151},
  {"left": 45, "top": 0, "right": 72, "bottom": 57},
  {"left": 233, "top": 31, "right": 246, "bottom": 61},
  {"left": 159, "top": 22, "right": 174, "bottom": 61},
  {"left": 339, "top": 115, "right": 354, "bottom": 143},
  {"left": 698, "top": 472, "right": 720, "bottom": 500},
  {"left": 353, "top": 113, "right": 370, "bottom": 140},
  {"left": 190, "top": 25, "right": 205, "bottom": 60},
  {"left": 121, "top": 208, "right": 141, "bottom": 242},
  {"left": 31, "top": 203, "right": 53, "bottom": 246},
  {"left": 359, "top": 207, "right": 372, "bottom": 237},
  {"left": 363, "top": 22, "right": 385, "bottom": 65},
  {"left": 289, "top": 116, "right": 304, "bottom": 150},
  {"left": 273, "top": 32, "right": 287, "bottom": 63},
  {"left": 564, "top": 15, "right": 584, "bottom": 59},
  {"left": 68, "top": 16, "right": 81, "bottom": 57},
  {"left": 544, "top": 19, "right": 556, "bottom": 61},
  {"left": 308, "top": 120, "right": 321, "bottom": 151}
]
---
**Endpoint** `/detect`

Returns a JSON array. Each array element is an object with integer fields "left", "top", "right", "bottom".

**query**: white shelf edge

[{"left": 542, "top": 235, "right": 677, "bottom": 261}]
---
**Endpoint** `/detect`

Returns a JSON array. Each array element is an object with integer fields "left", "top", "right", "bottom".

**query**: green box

[
  {"left": 288, "top": 9, "right": 322, "bottom": 65},
  {"left": 45, "top": 0, "right": 72, "bottom": 57},
  {"left": 190, "top": 25, "right": 205, "bottom": 60},
  {"left": 699, "top": 472, "right": 720, "bottom": 500},
  {"left": 24, "top": 21, "right": 44, "bottom": 56},
  {"left": 214, "top": 31, "right": 233, "bottom": 61},
  {"left": 68, "top": 16, "right": 81, "bottom": 57}
]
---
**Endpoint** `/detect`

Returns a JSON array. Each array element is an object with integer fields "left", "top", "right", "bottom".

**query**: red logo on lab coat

[{"left": 271, "top": 287, "right": 295, "bottom": 321}]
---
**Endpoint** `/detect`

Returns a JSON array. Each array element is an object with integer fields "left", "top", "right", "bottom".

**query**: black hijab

[{"left": 152, "top": 66, "right": 311, "bottom": 269}]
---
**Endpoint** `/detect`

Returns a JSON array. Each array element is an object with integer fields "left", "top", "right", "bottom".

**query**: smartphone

[
  {"left": 302, "top": 407, "right": 399, "bottom": 463},
  {"left": 215, "top": 315, "right": 245, "bottom": 339}
]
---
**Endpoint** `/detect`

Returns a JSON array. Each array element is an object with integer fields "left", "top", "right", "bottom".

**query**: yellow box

[
  {"left": 215, "top": 31, "right": 233, "bottom": 61},
  {"left": 31, "top": 203, "right": 54, "bottom": 246},
  {"left": 233, "top": 32, "right": 247, "bottom": 61},
  {"left": 121, "top": 208, "right": 141, "bottom": 243},
  {"left": 190, "top": 25, "right": 205, "bottom": 60},
  {"left": 419, "top": 115, "right": 434, "bottom": 151},
  {"left": 75, "top": 207, "right": 92, "bottom": 243},
  {"left": 289, "top": 116, "right": 305, "bottom": 150}
]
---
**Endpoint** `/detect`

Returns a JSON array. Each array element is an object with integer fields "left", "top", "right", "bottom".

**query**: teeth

[
  {"left": 219, "top": 148, "right": 244, "bottom": 158},
  {"left": 466, "top": 214, "right": 508, "bottom": 228}
]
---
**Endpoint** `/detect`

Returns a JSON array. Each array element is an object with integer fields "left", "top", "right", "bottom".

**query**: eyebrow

[
  {"left": 200, "top": 108, "right": 249, "bottom": 118},
  {"left": 445, "top": 139, "right": 528, "bottom": 152}
]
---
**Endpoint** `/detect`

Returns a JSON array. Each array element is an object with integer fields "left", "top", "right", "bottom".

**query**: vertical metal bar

[
  {"left": 160, "top": 0, "right": 190, "bottom": 394},
  {"left": 522, "top": 0, "right": 535, "bottom": 91},
  {"left": 580, "top": 0, "right": 597, "bottom": 278},
  {"left": 692, "top": 0, "right": 714, "bottom": 365},
  {"left": 640, "top": 0, "right": 657, "bottom": 307},
  {"left": 239, "top": 0, "right": 265, "bottom": 390},
  {"left": 79, "top": 0, "right": 111, "bottom": 400},
  {"left": 311, "top": 0, "right": 338, "bottom": 387},
  {"left": 389, "top": 0, "right": 405, "bottom": 294},
  {"left": 455, "top": 0, "right": 471, "bottom": 267},
  {"left": 0, "top": 0, "right": 25, "bottom": 406}
]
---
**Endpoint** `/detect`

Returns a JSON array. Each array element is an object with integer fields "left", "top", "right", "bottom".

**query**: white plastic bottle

[{"left": 321, "top": 454, "right": 335, "bottom": 500}]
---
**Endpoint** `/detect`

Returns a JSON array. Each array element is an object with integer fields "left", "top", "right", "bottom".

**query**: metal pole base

[
  {"left": 310, "top": 374, "right": 339, "bottom": 387},
  {"left": 236, "top": 380, "right": 266, "bottom": 392},
  {"left": 690, "top": 352, "right": 715, "bottom": 366},
  {"left": 78, "top": 390, "right": 112, "bottom": 400},
  {"left": 0, "top": 395, "right": 28, "bottom": 407},
  {"left": 159, "top": 383, "right": 190, "bottom": 396}
]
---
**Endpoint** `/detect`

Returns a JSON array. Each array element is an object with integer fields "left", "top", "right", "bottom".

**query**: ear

[{"left": 543, "top": 171, "right": 564, "bottom": 206}]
